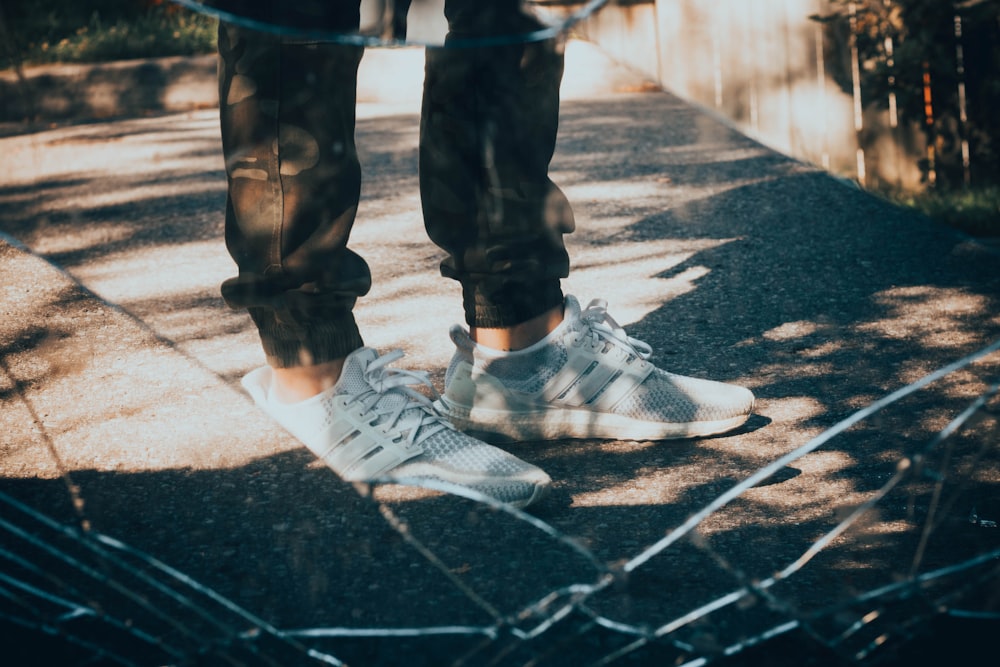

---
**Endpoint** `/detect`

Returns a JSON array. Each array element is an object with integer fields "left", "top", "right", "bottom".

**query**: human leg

[
  {"left": 420, "top": 4, "right": 754, "bottom": 441},
  {"left": 218, "top": 18, "right": 368, "bottom": 383},
  {"left": 420, "top": 1, "right": 575, "bottom": 336},
  {"left": 219, "top": 13, "right": 550, "bottom": 507}
]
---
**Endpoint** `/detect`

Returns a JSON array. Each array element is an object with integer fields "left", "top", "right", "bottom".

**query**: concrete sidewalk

[
  {"left": 1, "top": 41, "right": 999, "bottom": 666},
  {"left": 0, "top": 40, "right": 656, "bottom": 124}
]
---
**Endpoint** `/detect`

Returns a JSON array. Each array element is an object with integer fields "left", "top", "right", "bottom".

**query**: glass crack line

[
  {"left": 0, "top": 489, "right": 347, "bottom": 666},
  {"left": 622, "top": 338, "right": 1000, "bottom": 575},
  {"left": 168, "top": 0, "right": 611, "bottom": 48}
]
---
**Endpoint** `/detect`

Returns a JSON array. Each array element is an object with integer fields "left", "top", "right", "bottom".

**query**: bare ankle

[
  {"left": 270, "top": 358, "right": 346, "bottom": 403},
  {"left": 471, "top": 304, "right": 564, "bottom": 352}
]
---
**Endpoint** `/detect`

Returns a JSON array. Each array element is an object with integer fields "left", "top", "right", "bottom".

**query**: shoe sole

[
  {"left": 510, "top": 482, "right": 549, "bottom": 510},
  {"left": 385, "top": 475, "right": 549, "bottom": 509},
  {"left": 382, "top": 459, "right": 552, "bottom": 509},
  {"left": 436, "top": 397, "right": 751, "bottom": 442}
]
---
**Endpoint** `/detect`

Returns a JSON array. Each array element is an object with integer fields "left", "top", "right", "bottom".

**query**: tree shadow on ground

[{"left": 1, "top": 93, "right": 999, "bottom": 665}]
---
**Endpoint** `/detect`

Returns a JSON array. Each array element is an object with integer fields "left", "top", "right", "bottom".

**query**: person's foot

[
  {"left": 436, "top": 296, "right": 755, "bottom": 441},
  {"left": 242, "top": 347, "right": 551, "bottom": 508}
]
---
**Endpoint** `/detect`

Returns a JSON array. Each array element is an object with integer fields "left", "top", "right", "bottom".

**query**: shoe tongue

[
  {"left": 562, "top": 295, "right": 585, "bottom": 333},
  {"left": 336, "top": 347, "right": 417, "bottom": 416},
  {"left": 336, "top": 347, "right": 381, "bottom": 395},
  {"left": 348, "top": 346, "right": 380, "bottom": 367}
]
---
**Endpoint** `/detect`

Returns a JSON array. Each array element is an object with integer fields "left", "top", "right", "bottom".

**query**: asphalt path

[{"left": 1, "top": 42, "right": 998, "bottom": 666}]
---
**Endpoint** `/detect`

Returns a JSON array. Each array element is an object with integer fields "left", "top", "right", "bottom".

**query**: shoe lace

[
  {"left": 576, "top": 299, "right": 653, "bottom": 360},
  {"left": 349, "top": 350, "right": 451, "bottom": 449}
]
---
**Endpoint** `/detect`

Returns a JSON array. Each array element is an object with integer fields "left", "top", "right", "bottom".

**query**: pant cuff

[
  {"left": 251, "top": 310, "right": 364, "bottom": 368},
  {"left": 465, "top": 279, "right": 564, "bottom": 328}
]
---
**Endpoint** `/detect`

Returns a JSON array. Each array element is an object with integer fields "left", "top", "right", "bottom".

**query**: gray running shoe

[
  {"left": 437, "top": 296, "right": 755, "bottom": 441},
  {"left": 243, "top": 347, "right": 551, "bottom": 508}
]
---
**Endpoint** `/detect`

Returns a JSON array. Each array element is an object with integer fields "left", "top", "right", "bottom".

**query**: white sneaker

[
  {"left": 242, "top": 347, "right": 551, "bottom": 508},
  {"left": 436, "top": 296, "right": 755, "bottom": 441}
]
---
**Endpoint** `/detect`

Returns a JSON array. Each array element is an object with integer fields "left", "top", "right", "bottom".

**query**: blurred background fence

[
  {"left": 1, "top": 0, "right": 998, "bottom": 227},
  {"left": 580, "top": 0, "right": 1000, "bottom": 193}
]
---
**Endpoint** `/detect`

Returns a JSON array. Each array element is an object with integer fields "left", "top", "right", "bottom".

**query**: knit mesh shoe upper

[
  {"left": 438, "top": 296, "right": 755, "bottom": 441},
  {"left": 242, "top": 347, "right": 550, "bottom": 508}
]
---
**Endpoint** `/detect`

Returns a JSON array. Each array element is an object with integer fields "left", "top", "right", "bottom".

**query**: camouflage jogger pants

[{"left": 218, "top": 1, "right": 575, "bottom": 368}]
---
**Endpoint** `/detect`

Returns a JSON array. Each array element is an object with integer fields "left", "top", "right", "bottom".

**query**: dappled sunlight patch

[
  {"left": 2, "top": 112, "right": 224, "bottom": 183},
  {"left": 801, "top": 340, "right": 847, "bottom": 359},
  {"left": 176, "top": 326, "right": 264, "bottom": 380},
  {"left": 142, "top": 298, "right": 246, "bottom": 342},
  {"left": 0, "top": 392, "right": 65, "bottom": 479},
  {"left": 753, "top": 395, "right": 825, "bottom": 424},
  {"left": 178, "top": 330, "right": 265, "bottom": 384},
  {"left": 73, "top": 239, "right": 232, "bottom": 303},
  {"left": 780, "top": 449, "right": 856, "bottom": 479},
  {"left": 0, "top": 245, "right": 289, "bottom": 476},
  {"left": 930, "top": 370, "right": 1000, "bottom": 405},
  {"left": 753, "top": 360, "right": 838, "bottom": 386},
  {"left": 2, "top": 41, "right": 999, "bottom": 663},
  {"left": 740, "top": 451, "right": 867, "bottom": 514},
  {"left": 349, "top": 201, "right": 427, "bottom": 245},
  {"left": 352, "top": 268, "right": 466, "bottom": 368},
  {"left": 564, "top": 175, "right": 777, "bottom": 212},
  {"left": 842, "top": 395, "right": 890, "bottom": 419},
  {"left": 655, "top": 144, "right": 772, "bottom": 165},
  {"left": 735, "top": 322, "right": 843, "bottom": 360},
  {"left": 356, "top": 48, "right": 425, "bottom": 111},
  {"left": 372, "top": 482, "right": 445, "bottom": 505},
  {"left": 856, "top": 286, "right": 993, "bottom": 350},
  {"left": 762, "top": 320, "right": 823, "bottom": 342},
  {"left": 567, "top": 250, "right": 717, "bottom": 321},
  {"left": 752, "top": 320, "right": 859, "bottom": 360},
  {"left": 851, "top": 518, "right": 919, "bottom": 542},
  {"left": 569, "top": 469, "right": 689, "bottom": 507},
  {"left": 30, "top": 222, "right": 138, "bottom": 256},
  {"left": 563, "top": 236, "right": 739, "bottom": 330},
  {"left": 63, "top": 176, "right": 225, "bottom": 211},
  {"left": 28, "top": 338, "right": 288, "bottom": 472},
  {"left": 562, "top": 178, "right": 675, "bottom": 203}
]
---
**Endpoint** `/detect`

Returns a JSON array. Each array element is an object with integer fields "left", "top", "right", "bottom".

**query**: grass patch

[
  {"left": 879, "top": 186, "right": 1000, "bottom": 238},
  {"left": 29, "top": 12, "right": 217, "bottom": 65},
  {"left": 4, "top": 4, "right": 217, "bottom": 68}
]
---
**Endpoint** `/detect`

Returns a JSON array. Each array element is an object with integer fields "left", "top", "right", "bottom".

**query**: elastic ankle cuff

[
  {"left": 254, "top": 314, "right": 364, "bottom": 368},
  {"left": 465, "top": 280, "right": 564, "bottom": 328}
]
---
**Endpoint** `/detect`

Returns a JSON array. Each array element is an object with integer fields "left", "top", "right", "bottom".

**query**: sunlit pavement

[{"left": 1, "top": 41, "right": 999, "bottom": 665}]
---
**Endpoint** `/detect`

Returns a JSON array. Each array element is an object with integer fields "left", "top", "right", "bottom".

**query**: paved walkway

[{"left": 1, "top": 42, "right": 998, "bottom": 666}]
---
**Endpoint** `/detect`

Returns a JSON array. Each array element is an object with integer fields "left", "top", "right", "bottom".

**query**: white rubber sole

[
  {"left": 435, "top": 396, "right": 751, "bottom": 442},
  {"left": 383, "top": 458, "right": 551, "bottom": 509}
]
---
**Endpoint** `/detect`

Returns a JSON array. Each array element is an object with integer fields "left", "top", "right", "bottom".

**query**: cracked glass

[{"left": 1, "top": 1, "right": 998, "bottom": 666}]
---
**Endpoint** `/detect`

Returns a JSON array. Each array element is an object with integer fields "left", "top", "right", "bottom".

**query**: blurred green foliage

[
  {"left": 1, "top": 0, "right": 995, "bottom": 236},
  {"left": 821, "top": 0, "right": 1000, "bottom": 192},
  {"left": 0, "top": 0, "right": 216, "bottom": 68},
  {"left": 882, "top": 184, "right": 1000, "bottom": 237},
  {"left": 818, "top": 1, "right": 1000, "bottom": 235}
]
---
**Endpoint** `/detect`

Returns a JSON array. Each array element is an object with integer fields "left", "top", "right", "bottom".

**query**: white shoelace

[
  {"left": 575, "top": 299, "right": 653, "bottom": 360},
  {"left": 349, "top": 350, "right": 451, "bottom": 448}
]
